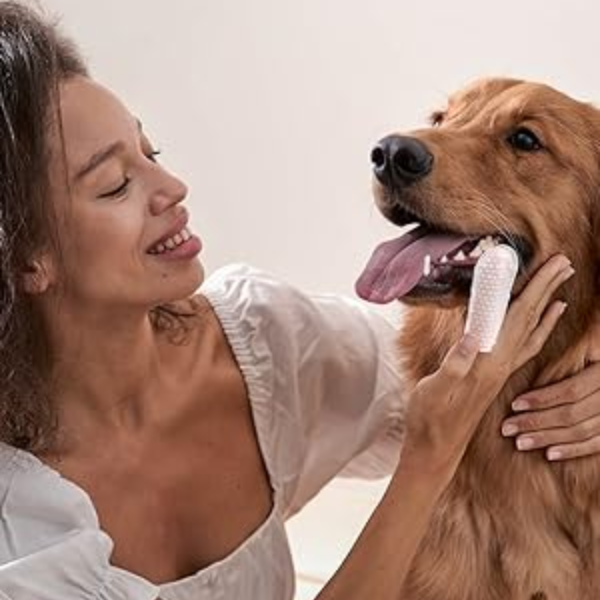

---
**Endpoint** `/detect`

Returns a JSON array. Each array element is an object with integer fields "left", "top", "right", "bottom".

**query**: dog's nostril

[
  {"left": 393, "top": 146, "right": 431, "bottom": 176},
  {"left": 371, "top": 146, "right": 386, "bottom": 170}
]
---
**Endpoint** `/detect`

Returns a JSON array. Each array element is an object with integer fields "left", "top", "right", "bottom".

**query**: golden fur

[{"left": 378, "top": 79, "right": 600, "bottom": 600}]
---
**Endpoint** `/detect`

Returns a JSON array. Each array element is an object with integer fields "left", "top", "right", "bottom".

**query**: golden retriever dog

[{"left": 356, "top": 78, "right": 600, "bottom": 600}]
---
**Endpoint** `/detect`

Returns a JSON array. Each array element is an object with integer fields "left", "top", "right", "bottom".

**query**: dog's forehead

[{"left": 448, "top": 79, "right": 586, "bottom": 124}]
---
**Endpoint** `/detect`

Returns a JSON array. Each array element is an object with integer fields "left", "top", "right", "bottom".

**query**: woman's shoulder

[
  {"left": 0, "top": 445, "right": 159, "bottom": 597},
  {"left": 197, "top": 262, "right": 327, "bottom": 330},
  {"left": 0, "top": 442, "right": 99, "bottom": 523},
  {"left": 0, "top": 442, "right": 100, "bottom": 560},
  {"left": 199, "top": 262, "right": 299, "bottom": 305},
  {"left": 162, "top": 263, "right": 292, "bottom": 340}
]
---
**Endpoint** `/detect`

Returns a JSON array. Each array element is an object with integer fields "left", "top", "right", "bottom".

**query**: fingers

[
  {"left": 506, "top": 254, "right": 573, "bottom": 331},
  {"left": 502, "top": 384, "right": 600, "bottom": 460},
  {"left": 404, "top": 334, "right": 483, "bottom": 465},
  {"left": 512, "top": 362, "right": 600, "bottom": 412},
  {"left": 504, "top": 412, "right": 600, "bottom": 450},
  {"left": 409, "top": 334, "right": 481, "bottom": 428},
  {"left": 488, "top": 255, "right": 573, "bottom": 373},
  {"left": 513, "top": 300, "right": 568, "bottom": 366},
  {"left": 426, "top": 334, "right": 480, "bottom": 399},
  {"left": 503, "top": 393, "right": 600, "bottom": 436},
  {"left": 543, "top": 436, "right": 600, "bottom": 461}
]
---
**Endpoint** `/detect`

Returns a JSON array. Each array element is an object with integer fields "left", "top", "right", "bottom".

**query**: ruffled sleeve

[
  {"left": 0, "top": 445, "right": 159, "bottom": 600},
  {"left": 202, "top": 264, "right": 405, "bottom": 519}
]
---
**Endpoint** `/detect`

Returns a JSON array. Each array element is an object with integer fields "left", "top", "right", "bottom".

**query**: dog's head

[{"left": 357, "top": 78, "right": 600, "bottom": 315}]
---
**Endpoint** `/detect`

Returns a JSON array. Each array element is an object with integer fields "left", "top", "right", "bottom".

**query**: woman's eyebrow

[
  {"left": 73, "top": 120, "right": 145, "bottom": 182},
  {"left": 73, "top": 141, "right": 124, "bottom": 182}
]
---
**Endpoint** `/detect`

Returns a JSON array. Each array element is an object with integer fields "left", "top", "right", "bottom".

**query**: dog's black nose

[{"left": 371, "top": 135, "right": 434, "bottom": 187}]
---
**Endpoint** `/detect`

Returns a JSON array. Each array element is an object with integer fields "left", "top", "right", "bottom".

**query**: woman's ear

[{"left": 21, "top": 255, "right": 55, "bottom": 295}]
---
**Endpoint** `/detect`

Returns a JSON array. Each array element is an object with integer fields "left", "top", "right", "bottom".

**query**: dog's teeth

[
  {"left": 423, "top": 254, "right": 432, "bottom": 276},
  {"left": 441, "top": 255, "right": 448, "bottom": 264},
  {"left": 480, "top": 238, "right": 494, "bottom": 251},
  {"left": 484, "top": 236, "right": 498, "bottom": 249},
  {"left": 455, "top": 250, "right": 467, "bottom": 261},
  {"left": 470, "top": 246, "right": 483, "bottom": 258}
]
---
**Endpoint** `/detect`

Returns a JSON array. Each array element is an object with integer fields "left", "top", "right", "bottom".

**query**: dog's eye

[
  {"left": 429, "top": 111, "right": 445, "bottom": 127},
  {"left": 507, "top": 127, "right": 543, "bottom": 152}
]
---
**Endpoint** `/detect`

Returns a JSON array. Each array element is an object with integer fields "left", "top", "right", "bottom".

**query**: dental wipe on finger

[{"left": 465, "top": 244, "right": 519, "bottom": 352}]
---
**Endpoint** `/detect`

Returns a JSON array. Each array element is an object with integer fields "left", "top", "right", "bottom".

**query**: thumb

[{"left": 432, "top": 334, "right": 480, "bottom": 391}]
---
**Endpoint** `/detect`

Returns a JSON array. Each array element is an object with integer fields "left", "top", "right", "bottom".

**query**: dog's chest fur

[{"left": 398, "top": 307, "right": 600, "bottom": 600}]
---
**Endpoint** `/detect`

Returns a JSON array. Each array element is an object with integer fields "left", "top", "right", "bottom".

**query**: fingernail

[
  {"left": 559, "top": 302, "right": 568, "bottom": 315},
  {"left": 547, "top": 449, "right": 562, "bottom": 461},
  {"left": 516, "top": 436, "right": 534, "bottom": 450},
  {"left": 512, "top": 399, "right": 529, "bottom": 411},
  {"left": 502, "top": 423, "right": 519, "bottom": 436},
  {"left": 563, "top": 267, "right": 575, "bottom": 279}
]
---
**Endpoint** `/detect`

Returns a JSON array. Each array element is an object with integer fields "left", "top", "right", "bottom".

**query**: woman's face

[{"left": 43, "top": 76, "right": 203, "bottom": 311}]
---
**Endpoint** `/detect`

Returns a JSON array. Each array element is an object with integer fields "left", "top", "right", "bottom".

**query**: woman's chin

[{"left": 155, "top": 261, "right": 205, "bottom": 304}]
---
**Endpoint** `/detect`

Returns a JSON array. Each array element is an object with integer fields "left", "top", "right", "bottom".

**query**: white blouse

[{"left": 0, "top": 264, "right": 405, "bottom": 600}]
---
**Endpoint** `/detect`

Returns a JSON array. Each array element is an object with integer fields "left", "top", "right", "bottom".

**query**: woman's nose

[{"left": 149, "top": 168, "right": 189, "bottom": 216}]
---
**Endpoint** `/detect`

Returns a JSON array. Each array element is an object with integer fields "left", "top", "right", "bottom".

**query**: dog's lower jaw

[
  {"left": 400, "top": 290, "right": 468, "bottom": 309},
  {"left": 397, "top": 306, "right": 600, "bottom": 600}
]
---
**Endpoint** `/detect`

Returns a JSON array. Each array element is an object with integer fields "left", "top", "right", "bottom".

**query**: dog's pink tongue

[{"left": 355, "top": 227, "right": 469, "bottom": 303}]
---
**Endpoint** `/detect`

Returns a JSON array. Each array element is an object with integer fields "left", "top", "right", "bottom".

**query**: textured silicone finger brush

[{"left": 465, "top": 244, "right": 520, "bottom": 352}]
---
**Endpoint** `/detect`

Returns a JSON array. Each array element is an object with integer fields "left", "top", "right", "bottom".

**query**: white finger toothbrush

[{"left": 465, "top": 244, "right": 520, "bottom": 352}]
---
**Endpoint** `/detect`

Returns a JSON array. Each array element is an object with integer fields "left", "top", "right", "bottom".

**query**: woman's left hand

[{"left": 502, "top": 362, "right": 600, "bottom": 460}]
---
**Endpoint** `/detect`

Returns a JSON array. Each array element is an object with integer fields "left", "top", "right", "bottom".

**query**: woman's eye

[
  {"left": 99, "top": 177, "right": 130, "bottom": 199},
  {"left": 507, "top": 127, "right": 543, "bottom": 152}
]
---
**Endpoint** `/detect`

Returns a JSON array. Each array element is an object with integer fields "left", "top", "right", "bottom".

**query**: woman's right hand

[
  {"left": 400, "top": 253, "right": 574, "bottom": 480},
  {"left": 318, "top": 255, "right": 574, "bottom": 600}
]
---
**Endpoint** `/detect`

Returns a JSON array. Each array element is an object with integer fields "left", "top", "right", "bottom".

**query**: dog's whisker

[{"left": 439, "top": 189, "right": 516, "bottom": 243}]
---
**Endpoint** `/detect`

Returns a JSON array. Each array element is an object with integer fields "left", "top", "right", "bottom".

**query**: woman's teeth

[{"left": 148, "top": 226, "right": 192, "bottom": 255}]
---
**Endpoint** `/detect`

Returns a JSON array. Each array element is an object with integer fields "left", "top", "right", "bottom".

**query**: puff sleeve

[
  {"left": 0, "top": 446, "right": 159, "bottom": 600},
  {"left": 202, "top": 264, "right": 406, "bottom": 519}
]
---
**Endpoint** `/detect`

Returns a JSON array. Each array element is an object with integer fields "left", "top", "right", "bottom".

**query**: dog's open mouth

[{"left": 356, "top": 203, "right": 530, "bottom": 304}]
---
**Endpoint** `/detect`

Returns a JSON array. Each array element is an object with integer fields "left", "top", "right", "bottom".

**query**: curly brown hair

[{"left": 0, "top": 2, "right": 195, "bottom": 452}]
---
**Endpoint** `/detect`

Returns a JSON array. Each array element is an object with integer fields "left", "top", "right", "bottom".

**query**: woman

[{"left": 0, "top": 3, "right": 597, "bottom": 599}]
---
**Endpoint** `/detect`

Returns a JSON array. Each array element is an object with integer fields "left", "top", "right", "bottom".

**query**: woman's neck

[{"left": 45, "top": 301, "right": 168, "bottom": 440}]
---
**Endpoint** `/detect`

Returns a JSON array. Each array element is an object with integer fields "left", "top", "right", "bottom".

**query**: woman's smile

[{"left": 147, "top": 227, "right": 203, "bottom": 261}]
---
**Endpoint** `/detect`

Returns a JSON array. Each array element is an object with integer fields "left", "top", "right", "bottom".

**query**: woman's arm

[{"left": 315, "top": 253, "right": 573, "bottom": 600}]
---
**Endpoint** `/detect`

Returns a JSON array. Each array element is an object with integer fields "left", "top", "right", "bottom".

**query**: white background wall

[
  {"left": 40, "top": 0, "right": 600, "bottom": 297},
  {"left": 38, "top": 0, "right": 600, "bottom": 595}
]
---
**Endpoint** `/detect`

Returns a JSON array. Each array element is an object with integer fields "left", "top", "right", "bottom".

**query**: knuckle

[
  {"left": 521, "top": 396, "right": 541, "bottom": 410},
  {"left": 526, "top": 304, "right": 540, "bottom": 326},
  {"left": 565, "top": 382, "right": 580, "bottom": 403},
  {"left": 519, "top": 416, "right": 540, "bottom": 432},
  {"left": 520, "top": 336, "right": 540, "bottom": 356},
  {"left": 558, "top": 404, "right": 578, "bottom": 425},
  {"left": 441, "top": 360, "right": 466, "bottom": 382},
  {"left": 569, "top": 442, "right": 589, "bottom": 459},
  {"left": 527, "top": 339, "right": 543, "bottom": 357},
  {"left": 579, "top": 420, "right": 593, "bottom": 438}
]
